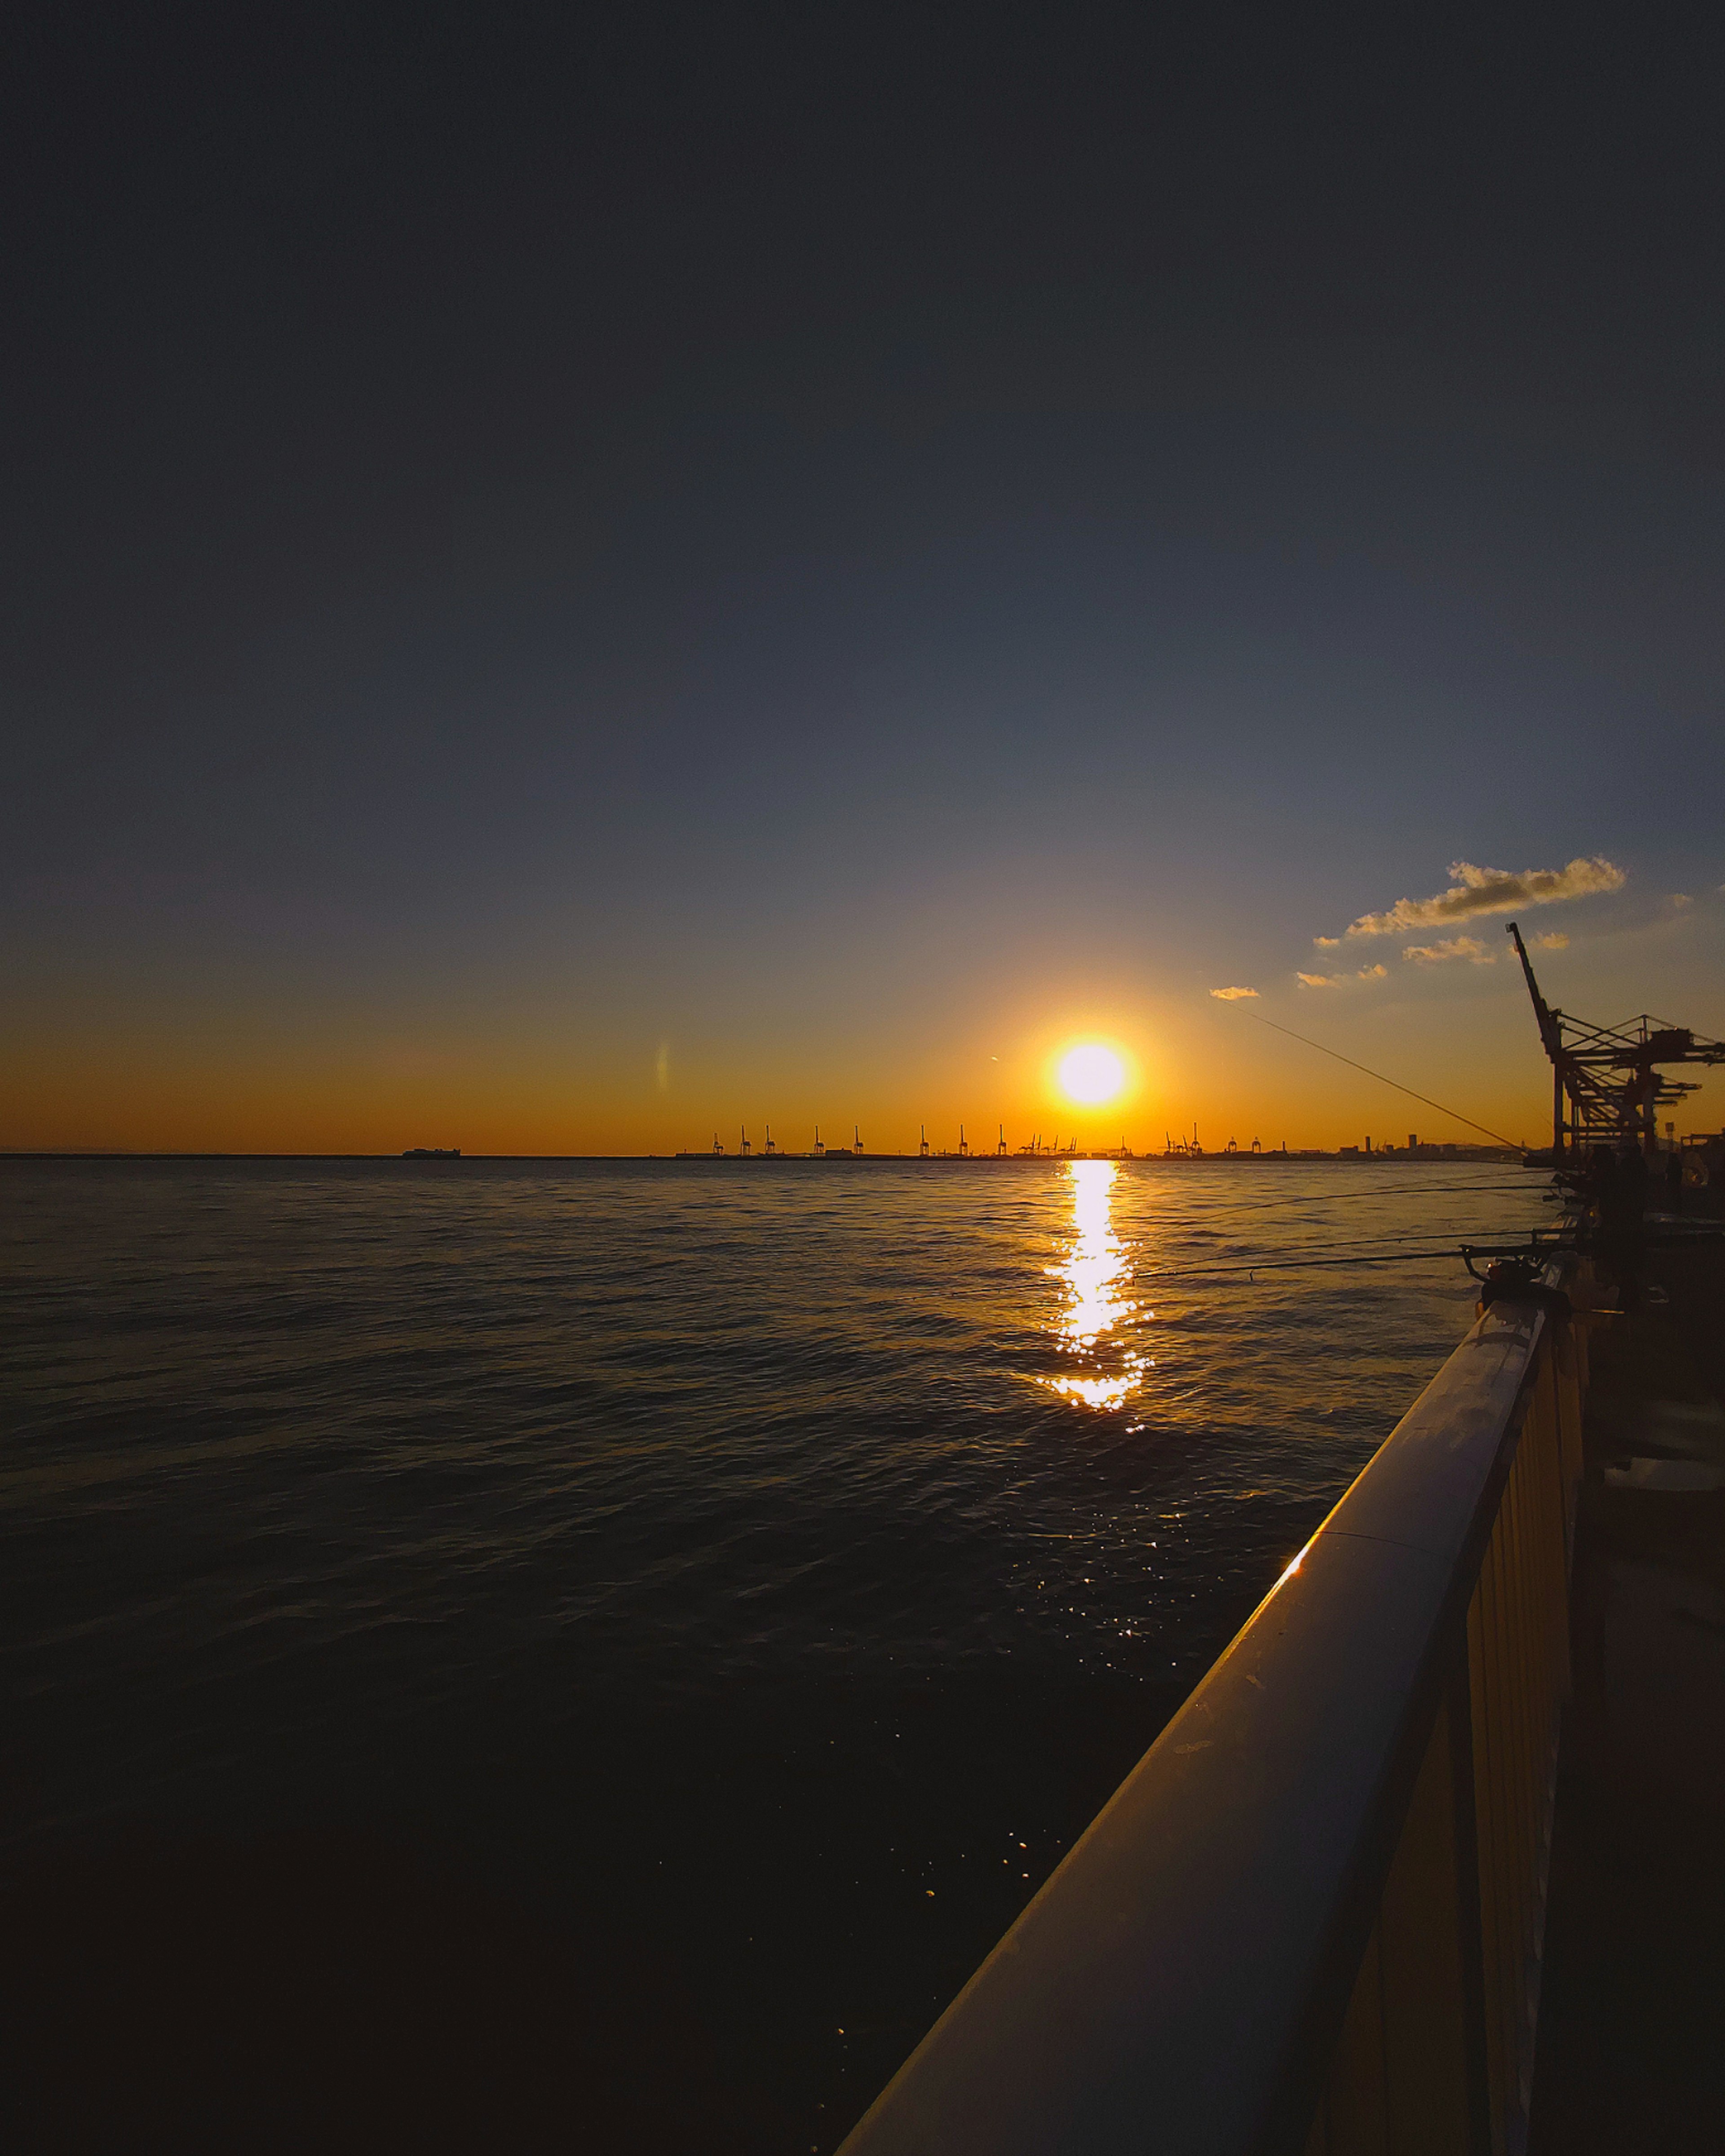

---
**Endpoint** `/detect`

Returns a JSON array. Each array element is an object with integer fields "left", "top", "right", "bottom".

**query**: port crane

[{"left": 1508, "top": 920, "right": 1725, "bottom": 1158}]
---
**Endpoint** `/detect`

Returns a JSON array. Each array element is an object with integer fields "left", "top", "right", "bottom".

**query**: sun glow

[{"left": 1057, "top": 1042, "right": 1126, "bottom": 1106}]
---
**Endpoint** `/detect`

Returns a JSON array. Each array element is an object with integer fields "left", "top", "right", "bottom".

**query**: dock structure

[
  {"left": 669, "top": 1144, "right": 1515, "bottom": 1164},
  {"left": 672, "top": 1135, "right": 1522, "bottom": 1164},
  {"left": 839, "top": 1167, "right": 1725, "bottom": 2155}
]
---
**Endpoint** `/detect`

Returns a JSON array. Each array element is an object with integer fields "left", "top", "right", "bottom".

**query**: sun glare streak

[
  {"left": 1060, "top": 1162, "right": 1130, "bottom": 1346},
  {"left": 1040, "top": 1160, "right": 1147, "bottom": 1414}
]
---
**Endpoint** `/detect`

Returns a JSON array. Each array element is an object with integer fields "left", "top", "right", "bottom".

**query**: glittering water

[{"left": 1, "top": 1154, "right": 1550, "bottom": 2147}]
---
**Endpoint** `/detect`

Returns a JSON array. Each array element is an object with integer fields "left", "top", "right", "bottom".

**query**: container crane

[{"left": 1508, "top": 920, "right": 1725, "bottom": 1158}]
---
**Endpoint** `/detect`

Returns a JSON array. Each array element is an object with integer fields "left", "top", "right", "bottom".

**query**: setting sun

[{"left": 1057, "top": 1042, "right": 1127, "bottom": 1106}]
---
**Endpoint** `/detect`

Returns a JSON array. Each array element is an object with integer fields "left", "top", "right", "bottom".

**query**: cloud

[
  {"left": 1345, "top": 857, "right": 1626, "bottom": 937},
  {"left": 1402, "top": 935, "right": 1495, "bottom": 966},
  {"left": 1533, "top": 931, "right": 1569, "bottom": 950},
  {"left": 1313, "top": 935, "right": 1340, "bottom": 948},
  {"left": 1210, "top": 985, "right": 1259, "bottom": 1000},
  {"left": 1299, "top": 964, "right": 1387, "bottom": 988},
  {"left": 1671, "top": 893, "right": 1693, "bottom": 909}
]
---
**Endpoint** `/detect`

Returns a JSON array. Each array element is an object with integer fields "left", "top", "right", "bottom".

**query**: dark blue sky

[{"left": 6, "top": 3, "right": 1722, "bottom": 1148}]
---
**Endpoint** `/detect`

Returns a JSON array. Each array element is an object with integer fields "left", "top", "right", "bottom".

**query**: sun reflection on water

[{"left": 1042, "top": 1160, "right": 1147, "bottom": 1412}]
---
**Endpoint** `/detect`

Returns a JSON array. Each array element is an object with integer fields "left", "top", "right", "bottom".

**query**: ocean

[{"left": 1, "top": 1155, "right": 1551, "bottom": 2151}]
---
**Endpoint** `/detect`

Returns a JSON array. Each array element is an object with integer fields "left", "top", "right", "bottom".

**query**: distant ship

[{"left": 401, "top": 1147, "right": 460, "bottom": 1158}]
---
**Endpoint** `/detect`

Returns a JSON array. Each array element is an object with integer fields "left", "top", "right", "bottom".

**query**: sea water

[{"left": 1, "top": 1155, "right": 1551, "bottom": 2148}]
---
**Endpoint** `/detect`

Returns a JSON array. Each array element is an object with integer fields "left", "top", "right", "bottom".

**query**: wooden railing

[{"left": 840, "top": 1261, "right": 1589, "bottom": 2156}]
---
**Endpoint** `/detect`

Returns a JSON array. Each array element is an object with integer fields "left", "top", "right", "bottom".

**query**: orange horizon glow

[
  {"left": 5, "top": 967, "right": 1719, "bottom": 1157},
  {"left": 7, "top": 1069, "right": 1711, "bottom": 1156}
]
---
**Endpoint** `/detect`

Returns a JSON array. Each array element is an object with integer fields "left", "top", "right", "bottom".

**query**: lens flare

[{"left": 1057, "top": 1042, "right": 1126, "bottom": 1106}]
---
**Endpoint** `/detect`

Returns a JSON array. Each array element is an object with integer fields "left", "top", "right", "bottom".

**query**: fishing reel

[{"left": 1464, "top": 1248, "right": 1570, "bottom": 1321}]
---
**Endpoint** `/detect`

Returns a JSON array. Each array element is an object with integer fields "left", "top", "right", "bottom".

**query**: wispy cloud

[
  {"left": 1313, "top": 935, "right": 1340, "bottom": 948},
  {"left": 1346, "top": 857, "right": 1625, "bottom": 937},
  {"left": 1403, "top": 935, "right": 1495, "bottom": 966},
  {"left": 1671, "top": 893, "right": 1693, "bottom": 909},
  {"left": 1210, "top": 985, "right": 1259, "bottom": 1000},
  {"left": 1298, "top": 971, "right": 1334, "bottom": 987},
  {"left": 1533, "top": 931, "right": 1568, "bottom": 950}
]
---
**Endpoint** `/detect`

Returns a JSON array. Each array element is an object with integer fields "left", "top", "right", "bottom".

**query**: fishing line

[
  {"left": 1184, "top": 1177, "right": 1542, "bottom": 1214},
  {"left": 1242, "top": 1014, "right": 1523, "bottom": 1149},
  {"left": 1134, "top": 1223, "right": 1553, "bottom": 1275},
  {"left": 1150, "top": 1221, "right": 1546, "bottom": 1258},
  {"left": 1133, "top": 1245, "right": 1521, "bottom": 1284}
]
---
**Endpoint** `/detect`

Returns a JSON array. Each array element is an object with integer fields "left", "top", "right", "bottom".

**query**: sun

[{"left": 1057, "top": 1042, "right": 1127, "bottom": 1107}]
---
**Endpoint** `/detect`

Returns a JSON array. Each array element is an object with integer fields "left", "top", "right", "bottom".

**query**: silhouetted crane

[{"left": 1508, "top": 920, "right": 1725, "bottom": 1157}]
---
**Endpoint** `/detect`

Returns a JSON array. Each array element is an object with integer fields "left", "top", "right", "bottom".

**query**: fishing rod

[
  {"left": 1166, "top": 1223, "right": 1550, "bottom": 1254},
  {"left": 1134, "top": 1224, "right": 1725, "bottom": 1287}
]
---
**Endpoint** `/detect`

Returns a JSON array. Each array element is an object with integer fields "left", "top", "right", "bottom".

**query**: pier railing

[{"left": 839, "top": 1259, "right": 1589, "bottom": 2156}]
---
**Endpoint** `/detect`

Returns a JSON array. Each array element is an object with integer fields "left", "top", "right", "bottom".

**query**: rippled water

[{"left": 1, "top": 1155, "right": 1551, "bottom": 2147}]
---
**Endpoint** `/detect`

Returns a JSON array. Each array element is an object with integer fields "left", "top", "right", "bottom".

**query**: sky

[{"left": 5, "top": 2, "right": 1723, "bottom": 1153}]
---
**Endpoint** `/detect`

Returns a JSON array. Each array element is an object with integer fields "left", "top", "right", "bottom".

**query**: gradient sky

[{"left": 5, "top": 4, "right": 1723, "bottom": 1153}]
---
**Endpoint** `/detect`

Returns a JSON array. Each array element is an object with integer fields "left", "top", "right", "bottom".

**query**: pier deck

[{"left": 1529, "top": 1220, "right": 1725, "bottom": 2153}]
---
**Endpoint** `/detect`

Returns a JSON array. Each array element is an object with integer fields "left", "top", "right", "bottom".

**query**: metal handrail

[{"left": 840, "top": 1262, "right": 1587, "bottom": 2156}]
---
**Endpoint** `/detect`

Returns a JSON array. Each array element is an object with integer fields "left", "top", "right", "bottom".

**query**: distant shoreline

[{"left": 1, "top": 1147, "right": 1529, "bottom": 1165}]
